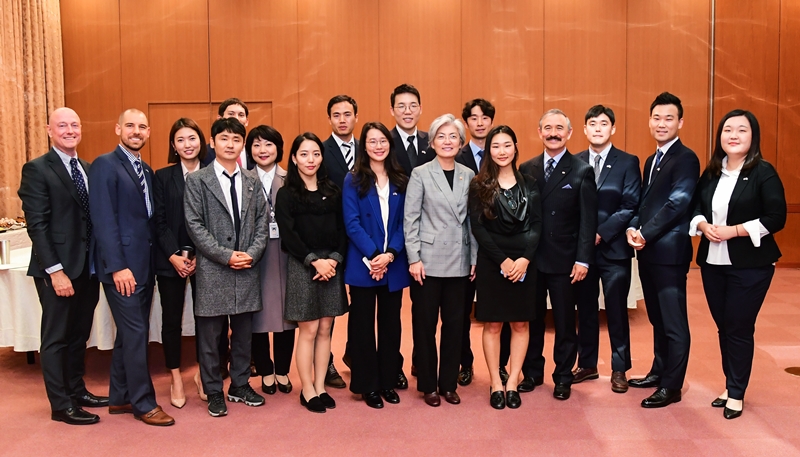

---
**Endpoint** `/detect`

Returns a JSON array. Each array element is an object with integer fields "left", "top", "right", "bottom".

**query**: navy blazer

[
  {"left": 629, "top": 139, "right": 700, "bottom": 266},
  {"left": 576, "top": 146, "right": 641, "bottom": 261},
  {"left": 89, "top": 146, "right": 156, "bottom": 285},
  {"left": 455, "top": 144, "right": 480, "bottom": 174},
  {"left": 342, "top": 173, "right": 410, "bottom": 292},
  {"left": 323, "top": 135, "right": 360, "bottom": 190}
]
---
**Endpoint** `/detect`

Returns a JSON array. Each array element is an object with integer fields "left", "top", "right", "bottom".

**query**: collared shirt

[
  {"left": 377, "top": 181, "right": 390, "bottom": 251},
  {"left": 255, "top": 165, "right": 277, "bottom": 201},
  {"left": 648, "top": 136, "right": 680, "bottom": 184},
  {"left": 395, "top": 127, "right": 419, "bottom": 151},
  {"left": 332, "top": 133, "right": 355, "bottom": 165},
  {"left": 588, "top": 143, "right": 612, "bottom": 173},
  {"left": 46, "top": 147, "right": 90, "bottom": 274},
  {"left": 468, "top": 141, "right": 484, "bottom": 170},
  {"left": 214, "top": 160, "right": 243, "bottom": 224},
  {"left": 180, "top": 161, "right": 199, "bottom": 180},
  {"left": 119, "top": 144, "right": 153, "bottom": 217}
]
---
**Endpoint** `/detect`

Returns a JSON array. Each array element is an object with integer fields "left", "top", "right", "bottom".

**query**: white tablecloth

[{"left": 0, "top": 247, "right": 195, "bottom": 352}]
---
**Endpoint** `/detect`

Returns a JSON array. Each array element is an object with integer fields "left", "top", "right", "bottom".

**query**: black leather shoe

[
  {"left": 261, "top": 379, "right": 277, "bottom": 395},
  {"left": 342, "top": 353, "right": 353, "bottom": 370},
  {"left": 457, "top": 366, "right": 473, "bottom": 386},
  {"left": 499, "top": 367, "right": 509, "bottom": 386},
  {"left": 628, "top": 373, "right": 660, "bottom": 389},
  {"left": 52, "top": 407, "right": 99, "bottom": 425},
  {"left": 277, "top": 377, "right": 292, "bottom": 394},
  {"left": 506, "top": 390, "right": 521, "bottom": 409},
  {"left": 324, "top": 362, "right": 346, "bottom": 389},
  {"left": 518, "top": 376, "right": 544, "bottom": 393},
  {"left": 711, "top": 397, "right": 726, "bottom": 408},
  {"left": 553, "top": 383, "right": 571, "bottom": 400},
  {"left": 423, "top": 391, "right": 440, "bottom": 407},
  {"left": 76, "top": 391, "right": 109, "bottom": 408},
  {"left": 300, "top": 392, "right": 326, "bottom": 413},
  {"left": 490, "top": 390, "right": 505, "bottom": 410},
  {"left": 572, "top": 367, "right": 599, "bottom": 384},
  {"left": 380, "top": 389, "right": 400, "bottom": 404},
  {"left": 724, "top": 406, "right": 742, "bottom": 419},
  {"left": 362, "top": 391, "right": 384, "bottom": 409},
  {"left": 641, "top": 388, "right": 681, "bottom": 408},
  {"left": 318, "top": 392, "right": 336, "bottom": 409},
  {"left": 396, "top": 371, "right": 409, "bottom": 390}
]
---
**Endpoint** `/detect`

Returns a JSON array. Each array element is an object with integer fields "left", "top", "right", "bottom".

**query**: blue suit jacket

[
  {"left": 88, "top": 146, "right": 156, "bottom": 285},
  {"left": 342, "top": 173, "right": 410, "bottom": 292},
  {"left": 576, "top": 146, "right": 641, "bottom": 261}
]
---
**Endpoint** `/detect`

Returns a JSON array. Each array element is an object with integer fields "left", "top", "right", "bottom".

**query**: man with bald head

[
  {"left": 88, "top": 109, "right": 175, "bottom": 426},
  {"left": 19, "top": 108, "right": 106, "bottom": 425}
]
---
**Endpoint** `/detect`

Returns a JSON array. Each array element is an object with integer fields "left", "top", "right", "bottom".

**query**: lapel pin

[
  {"left": 459, "top": 176, "right": 463, "bottom": 180},
  {"left": 561, "top": 171, "right": 566, "bottom": 174},
  {"left": 322, "top": 196, "right": 327, "bottom": 200},
  {"left": 393, "top": 192, "right": 397, "bottom": 196},
  {"left": 743, "top": 177, "right": 748, "bottom": 181},
  {"left": 656, "top": 168, "right": 661, "bottom": 172},
  {"left": 248, "top": 187, "right": 253, "bottom": 191},
  {"left": 606, "top": 165, "right": 611, "bottom": 168}
]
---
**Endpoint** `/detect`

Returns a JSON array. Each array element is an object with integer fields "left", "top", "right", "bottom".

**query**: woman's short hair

[
  {"left": 428, "top": 113, "right": 466, "bottom": 146},
  {"left": 245, "top": 124, "right": 284, "bottom": 170}
]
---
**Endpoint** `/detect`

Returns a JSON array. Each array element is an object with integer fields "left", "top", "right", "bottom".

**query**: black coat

[{"left": 153, "top": 163, "right": 200, "bottom": 277}]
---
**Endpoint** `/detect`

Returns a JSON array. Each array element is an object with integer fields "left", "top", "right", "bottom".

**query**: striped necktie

[
  {"left": 342, "top": 142, "right": 354, "bottom": 170},
  {"left": 544, "top": 158, "right": 555, "bottom": 182},
  {"left": 132, "top": 159, "right": 152, "bottom": 217}
]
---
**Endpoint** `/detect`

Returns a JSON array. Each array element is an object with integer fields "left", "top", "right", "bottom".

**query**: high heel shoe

[
  {"left": 724, "top": 399, "right": 743, "bottom": 419},
  {"left": 170, "top": 384, "right": 186, "bottom": 409},
  {"left": 194, "top": 371, "right": 207, "bottom": 402},
  {"left": 276, "top": 376, "right": 292, "bottom": 394}
]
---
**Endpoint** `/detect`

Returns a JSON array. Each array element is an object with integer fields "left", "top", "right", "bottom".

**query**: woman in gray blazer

[{"left": 404, "top": 114, "right": 477, "bottom": 407}]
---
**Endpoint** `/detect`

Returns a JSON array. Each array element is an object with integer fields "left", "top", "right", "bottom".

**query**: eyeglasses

[
  {"left": 435, "top": 133, "right": 460, "bottom": 142},
  {"left": 502, "top": 188, "right": 518, "bottom": 210},
  {"left": 366, "top": 139, "right": 390, "bottom": 147},
  {"left": 394, "top": 103, "right": 420, "bottom": 113}
]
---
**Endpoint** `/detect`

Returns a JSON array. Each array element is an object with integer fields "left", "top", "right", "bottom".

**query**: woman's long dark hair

[
  {"left": 285, "top": 132, "right": 338, "bottom": 202},
  {"left": 707, "top": 109, "right": 762, "bottom": 177},
  {"left": 168, "top": 118, "right": 208, "bottom": 164},
  {"left": 351, "top": 122, "right": 408, "bottom": 197},
  {"left": 469, "top": 125, "right": 520, "bottom": 220}
]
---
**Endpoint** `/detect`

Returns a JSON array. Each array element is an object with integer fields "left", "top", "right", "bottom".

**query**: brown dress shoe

[
  {"left": 611, "top": 371, "right": 628, "bottom": 393},
  {"left": 135, "top": 406, "right": 175, "bottom": 426},
  {"left": 423, "top": 392, "right": 440, "bottom": 407},
  {"left": 572, "top": 367, "right": 599, "bottom": 384},
  {"left": 440, "top": 391, "right": 461, "bottom": 405},
  {"left": 108, "top": 404, "right": 133, "bottom": 415}
]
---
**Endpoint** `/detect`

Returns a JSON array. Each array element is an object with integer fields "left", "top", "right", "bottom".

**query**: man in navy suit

[
  {"left": 626, "top": 92, "right": 700, "bottom": 408},
  {"left": 390, "top": 84, "right": 435, "bottom": 176},
  {"left": 89, "top": 109, "right": 174, "bottom": 426},
  {"left": 574, "top": 105, "right": 641, "bottom": 393},
  {"left": 519, "top": 109, "right": 597, "bottom": 400}
]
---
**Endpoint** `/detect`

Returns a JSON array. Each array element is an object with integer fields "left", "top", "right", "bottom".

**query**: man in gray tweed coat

[{"left": 184, "top": 118, "right": 268, "bottom": 417}]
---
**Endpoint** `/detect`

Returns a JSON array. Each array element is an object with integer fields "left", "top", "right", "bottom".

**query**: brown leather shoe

[
  {"left": 135, "top": 406, "right": 175, "bottom": 426},
  {"left": 572, "top": 367, "right": 599, "bottom": 384},
  {"left": 611, "top": 371, "right": 628, "bottom": 393},
  {"left": 108, "top": 404, "right": 133, "bottom": 415},
  {"left": 440, "top": 391, "right": 461, "bottom": 405},
  {"left": 423, "top": 392, "right": 440, "bottom": 407}
]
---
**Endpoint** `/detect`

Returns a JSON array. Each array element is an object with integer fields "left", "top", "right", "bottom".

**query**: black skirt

[{"left": 474, "top": 232, "right": 536, "bottom": 322}]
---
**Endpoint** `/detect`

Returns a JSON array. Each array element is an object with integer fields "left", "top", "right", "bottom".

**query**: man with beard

[
  {"left": 519, "top": 109, "right": 597, "bottom": 400},
  {"left": 89, "top": 109, "right": 175, "bottom": 426}
]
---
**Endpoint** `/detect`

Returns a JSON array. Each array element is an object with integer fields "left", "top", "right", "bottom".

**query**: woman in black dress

[
  {"left": 274, "top": 132, "right": 348, "bottom": 413},
  {"left": 469, "top": 125, "right": 542, "bottom": 409}
]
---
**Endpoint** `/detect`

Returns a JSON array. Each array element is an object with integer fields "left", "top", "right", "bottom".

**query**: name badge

[{"left": 269, "top": 222, "right": 280, "bottom": 239}]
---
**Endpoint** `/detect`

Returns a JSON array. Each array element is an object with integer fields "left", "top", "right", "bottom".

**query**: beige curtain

[{"left": 0, "top": 0, "right": 64, "bottom": 218}]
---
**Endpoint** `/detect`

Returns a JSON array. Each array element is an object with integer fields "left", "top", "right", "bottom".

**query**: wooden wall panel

[
  {"left": 378, "top": 0, "right": 462, "bottom": 134},
  {"left": 778, "top": 0, "right": 800, "bottom": 206},
  {"left": 461, "top": 0, "right": 545, "bottom": 161},
  {"left": 208, "top": 1, "right": 299, "bottom": 145},
  {"left": 60, "top": 0, "right": 123, "bottom": 161},
  {"left": 543, "top": 0, "right": 627, "bottom": 155},
  {"left": 713, "top": 0, "right": 780, "bottom": 164},
  {"left": 625, "top": 0, "right": 711, "bottom": 165},
  {"left": 296, "top": 0, "right": 381, "bottom": 140}
]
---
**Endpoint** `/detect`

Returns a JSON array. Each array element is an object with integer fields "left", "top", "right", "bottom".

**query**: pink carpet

[{"left": 1, "top": 269, "right": 799, "bottom": 456}]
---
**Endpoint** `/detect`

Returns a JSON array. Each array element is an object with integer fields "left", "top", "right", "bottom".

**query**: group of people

[{"left": 18, "top": 83, "right": 786, "bottom": 426}]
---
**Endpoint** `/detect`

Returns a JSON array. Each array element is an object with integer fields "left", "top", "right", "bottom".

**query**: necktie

[
  {"left": 342, "top": 142, "right": 354, "bottom": 170},
  {"left": 69, "top": 158, "right": 92, "bottom": 246},
  {"left": 406, "top": 136, "right": 417, "bottom": 167},
  {"left": 132, "top": 159, "right": 152, "bottom": 217},
  {"left": 476, "top": 149, "right": 484, "bottom": 169},
  {"left": 224, "top": 171, "right": 241, "bottom": 250},
  {"left": 594, "top": 155, "right": 602, "bottom": 185},
  {"left": 544, "top": 158, "right": 555, "bottom": 182},
  {"left": 650, "top": 149, "right": 664, "bottom": 184}
]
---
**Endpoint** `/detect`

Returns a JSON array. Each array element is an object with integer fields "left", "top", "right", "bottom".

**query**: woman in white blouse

[{"left": 690, "top": 109, "right": 786, "bottom": 420}]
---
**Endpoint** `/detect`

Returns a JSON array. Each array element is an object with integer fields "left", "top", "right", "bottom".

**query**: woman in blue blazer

[{"left": 343, "top": 121, "right": 410, "bottom": 409}]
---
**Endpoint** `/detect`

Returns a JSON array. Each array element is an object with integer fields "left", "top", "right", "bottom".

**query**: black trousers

[
  {"left": 348, "top": 285, "right": 403, "bottom": 394},
  {"left": 523, "top": 270, "right": 578, "bottom": 385},
  {"left": 34, "top": 258, "right": 99, "bottom": 411},
  {"left": 104, "top": 281, "right": 157, "bottom": 415},
  {"left": 252, "top": 329, "right": 296, "bottom": 376},
  {"left": 156, "top": 274, "right": 196, "bottom": 369},
  {"left": 459, "top": 279, "right": 476, "bottom": 369},
  {"left": 701, "top": 264, "right": 774, "bottom": 399},
  {"left": 638, "top": 261, "right": 691, "bottom": 390},
  {"left": 576, "top": 257, "right": 632, "bottom": 372},
  {"left": 410, "top": 276, "right": 466, "bottom": 393},
  {"left": 196, "top": 312, "right": 253, "bottom": 395}
]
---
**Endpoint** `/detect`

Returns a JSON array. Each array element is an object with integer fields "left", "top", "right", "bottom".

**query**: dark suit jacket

[
  {"left": 455, "top": 144, "right": 480, "bottom": 175},
  {"left": 694, "top": 160, "right": 786, "bottom": 268},
  {"left": 391, "top": 127, "right": 434, "bottom": 176},
  {"left": 153, "top": 163, "right": 202, "bottom": 277},
  {"left": 88, "top": 146, "right": 156, "bottom": 285},
  {"left": 18, "top": 148, "right": 92, "bottom": 279},
  {"left": 629, "top": 139, "right": 700, "bottom": 266},
  {"left": 201, "top": 144, "right": 215, "bottom": 167},
  {"left": 520, "top": 151, "right": 597, "bottom": 274},
  {"left": 576, "top": 146, "right": 641, "bottom": 261},
  {"left": 323, "top": 135, "right": 360, "bottom": 190}
]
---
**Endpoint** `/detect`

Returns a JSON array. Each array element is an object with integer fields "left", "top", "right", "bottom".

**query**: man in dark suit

[
  {"left": 201, "top": 98, "right": 250, "bottom": 167},
  {"left": 18, "top": 108, "right": 106, "bottom": 425},
  {"left": 626, "top": 92, "right": 699, "bottom": 408},
  {"left": 390, "top": 84, "right": 435, "bottom": 176},
  {"left": 519, "top": 109, "right": 597, "bottom": 400},
  {"left": 574, "top": 105, "right": 641, "bottom": 393},
  {"left": 89, "top": 109, "right": 174, "bottom": 426}
]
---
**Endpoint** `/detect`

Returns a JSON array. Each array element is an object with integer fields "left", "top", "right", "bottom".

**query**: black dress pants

[
  {"left": 701, "top": 264, "right": 774, "bottom": 399},
  {"left": 459, "top": 279, "right": 476, "bottom": 369},
  {"left": 196, "top": 312, "right": 253, "bottom": 395},
  {"left": 252, "top": 329, "right": 296, "bottom": 376},
  {"left": 156, "top": 274, "right": 196, "bottom": 369},
  {"left": 348, "top": 285, "right": 403, "bottom": 394},
  {"left": 410, "top": 276, "right": 466, "bottom": 393}
]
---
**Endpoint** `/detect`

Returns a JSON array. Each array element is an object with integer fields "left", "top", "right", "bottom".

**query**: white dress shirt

[
  {"left": 46, "top": 148, "right": 89, "bottom": 274},
  {"left": 332, "top": 133, "right": 355, "bottom": 167},
  {"left": 255, "top": 165, "right": 277, "bottom": 200},
  {"left": 180, "top": 161, "right": 199, "bottom": 180},
  {"left": 648, "top": 136, "right": 680, "bottom": 185},
  {"left": 395, "top": 127, "right": 419, "bottom": 152},
  {"left": 589, "top": 143, "right": 612, "bottom": 176},
  {"left": 377, "top": 181, "right": 390, "bottom": 251},
  {"left": 214, "top": 160, "right": 243, "bottom": 224}
]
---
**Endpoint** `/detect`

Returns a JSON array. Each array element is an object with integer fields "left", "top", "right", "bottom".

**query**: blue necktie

[
  {"left": 654, "top": 148, "right": 664, "bottom": 169},
  {"left": 69, "top": 158, "right": 92, "bottom": 246},
  {"left": 132, "top": 159, "right": 152, "bottom": 217},
  {"left": 544, "top": 158, "right": 555, "bottom": 182},
  {"left": 476, "top": 149, "right": 484, "bottom": 169}
]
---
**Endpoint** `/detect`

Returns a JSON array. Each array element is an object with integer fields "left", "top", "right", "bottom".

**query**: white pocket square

[{"left": 562, "top": 184, "right": 572, "bottom": 189}]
